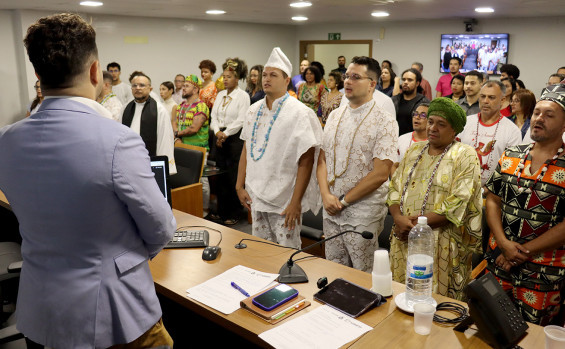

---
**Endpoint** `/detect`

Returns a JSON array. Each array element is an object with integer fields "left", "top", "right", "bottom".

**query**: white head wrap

[{"left": 264, "top": 47, "right": 292, "bottom": 77}]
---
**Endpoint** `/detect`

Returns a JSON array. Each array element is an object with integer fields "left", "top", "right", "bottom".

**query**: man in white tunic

[
  {"left": 119, "top": 72, "right": 176, "bottom": 174},
  {"left": 317, "top": 56, "right": 399, "bottom": 272},
  {"left": 236, "top": 48, "right": 322, "bottom": 249},
  {"left": 97, "top": 71, "right": 123, "bottom": 121},
  {"left": 107, "top": 62, "right": 133, "bottom": 104},
  {"left": 457, "top": 80, "right": 521, "bottom": 187}
]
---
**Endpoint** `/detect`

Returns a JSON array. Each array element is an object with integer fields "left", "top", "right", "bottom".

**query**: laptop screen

[{"left": 150, "top": 156, "right": 172, "bottom": 207}]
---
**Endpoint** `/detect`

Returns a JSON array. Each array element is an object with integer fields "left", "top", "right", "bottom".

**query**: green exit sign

[{"left": 328, "top": 33, "right": 341, "bottom": 40}]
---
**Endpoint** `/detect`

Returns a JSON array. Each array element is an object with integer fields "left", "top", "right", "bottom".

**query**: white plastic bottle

[{"left": 405, "top": 216, "right": 434, "bottom": 308}]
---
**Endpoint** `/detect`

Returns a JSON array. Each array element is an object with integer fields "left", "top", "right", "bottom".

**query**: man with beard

[
  {"left": 120, "top": 71, "right": 176, "bottom": 174},
  {"left": 485, "top": 83, "right": 565, "bottom": 325},
  {"left": 391, "top": 68, "right": 429, "bottom": 135},
  {"left": 331, "top": 55, "right": 347, "bottom": 81}
]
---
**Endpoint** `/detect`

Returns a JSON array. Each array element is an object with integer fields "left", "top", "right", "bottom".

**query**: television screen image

[{"left": 440, "top": 33, "right": 509, "bottom": 75}]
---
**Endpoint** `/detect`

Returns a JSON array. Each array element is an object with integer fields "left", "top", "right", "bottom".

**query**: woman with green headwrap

[{"left": 386, "top": 97, "right": 483, "bottom": 300}]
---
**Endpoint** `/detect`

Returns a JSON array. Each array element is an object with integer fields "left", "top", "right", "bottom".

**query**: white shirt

[
  {"left": 112, "top": 82, "right": 133, "bottom": 105},
  {"left": 211, "top": 87, "right": 250, "bottom": 137},
  {"left": 172, "top": 89, "right": 183, "bottom": 105},
  {"left": 100, "top": 94, "right": 123, "bottom": 121},
  {"left": 161, "top": 97, "right": 177, "bottom": 117},
  {"left": 457, "top": 113, "right": 521, "bottom": 185},
  {"left": 397, "top": 131, "right": 426, "bottom": 163},
  {"left": 323, "top": 99, "right": 399, "bottom": 225},
  {"left": 44, "top": 96, "right": 113, "bottom": 120},
  {"left": 241, "top": 94, "right": 323, "bottom": 214},
  {"left": 118, "top": 99, "right": 177, "bottom": 174},
  {"left": 340, "top": 89, "right": 396, "bottom": 122}
]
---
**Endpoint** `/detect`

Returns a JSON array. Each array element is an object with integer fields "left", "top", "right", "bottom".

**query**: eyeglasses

[
  {"left": 412, "top": 111, "right": 428, "bottom": 119},
  {"left": 344, "top": 74, "right": 373, "bottom": 82},
  {"left": 131, "top": 84, "right": 148, "bottom": 89},
  {"left": 33, "top": 85, "right": 40, "bottom": 90},
  {"left": 510, "top": 99, "right": 520, "bottom": 104}
]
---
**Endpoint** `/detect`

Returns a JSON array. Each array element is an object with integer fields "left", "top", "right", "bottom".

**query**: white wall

[
  {"left": 2, "top": 10, "right": 298, "bottom": 127},
  {"left": 296, "top": 17, "right": 565, "bottom": 96},
  {"left": 0, "top": 10, "right": 28, "bottom": 126},
  {"left": 312, "top": 43, "right": 370, "bottom": 77}
]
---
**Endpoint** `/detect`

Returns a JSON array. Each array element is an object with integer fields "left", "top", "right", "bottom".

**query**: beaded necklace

[
  {"left": 513, "top": 142, "right": 565, "bottom": 194},
  {"left": 100, "top": 93, "right": 116, "bottom": 105},
  {"left": 399, "top": 142, "right": 454, "bottom": 216},
  {"left": 250, "top": 93, "right": 290, "bottom": 161},
  {"left": 475, "top": 114, "right": 501, "bottom": 175},
  {"left": 329, "top": 101, "right": 376, "bottom": 186}
]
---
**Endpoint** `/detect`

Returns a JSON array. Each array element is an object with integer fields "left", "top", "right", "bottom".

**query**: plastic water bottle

[{"left": 405, "top": 216, "right": 434, "bottom": 308}]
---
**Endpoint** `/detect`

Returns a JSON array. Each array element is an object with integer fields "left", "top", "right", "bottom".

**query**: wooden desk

[
  {"left": 150, "top": 210, "right": 399, "bottom": 347},
  {"left": 153, "top": 210, "right": 545, "bottom": 348}
]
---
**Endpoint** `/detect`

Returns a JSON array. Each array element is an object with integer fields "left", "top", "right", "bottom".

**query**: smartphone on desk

[{"left": 252, "top": 284, "right": 299, "bottom": 311}]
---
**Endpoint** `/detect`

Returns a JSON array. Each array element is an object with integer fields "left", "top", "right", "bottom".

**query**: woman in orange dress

[{"left": 199, "top": 59, "right": 218, "bottom": 110}]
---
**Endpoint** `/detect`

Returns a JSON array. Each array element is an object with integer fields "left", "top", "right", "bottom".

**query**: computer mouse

[{"left": 202, "top": 246, "right": 221, "bottom": 261}]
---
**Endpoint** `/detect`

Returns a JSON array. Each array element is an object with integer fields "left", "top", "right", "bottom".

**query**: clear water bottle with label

[{"left": 405, "top": 216, "right": 434, "bottom": 308}]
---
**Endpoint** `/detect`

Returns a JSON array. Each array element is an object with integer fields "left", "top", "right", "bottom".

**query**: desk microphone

[{"left": 278, "top": 230, "right": 373, "bottom": 284}]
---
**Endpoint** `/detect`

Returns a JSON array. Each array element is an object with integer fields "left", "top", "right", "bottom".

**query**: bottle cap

[{"left": 417, "top": 216, "right": 427, "bottom": 225}]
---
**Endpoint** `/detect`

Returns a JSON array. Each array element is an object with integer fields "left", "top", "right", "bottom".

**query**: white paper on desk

[
  {"left": 259, "top": 305, "right": 372, "bottom": 349},
  {"left": 186, "top": 265, "right": 278, "bottom": 314}
]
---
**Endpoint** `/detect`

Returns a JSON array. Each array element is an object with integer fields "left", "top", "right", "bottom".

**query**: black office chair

[
  {"left": 169, "top": 145, "right": 205, "bottom": 189},
  {"left": 300, "top": 209, "right": 325, "bottom": 258}
]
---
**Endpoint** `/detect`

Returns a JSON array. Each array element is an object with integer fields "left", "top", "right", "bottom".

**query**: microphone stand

[{"left": 278, "top": 230, "right": 373, "bottom": 283}]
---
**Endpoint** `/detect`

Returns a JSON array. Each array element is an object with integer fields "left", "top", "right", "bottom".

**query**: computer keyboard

[{"left": 165, "top": 230, "right": 209, "bottom": 249}]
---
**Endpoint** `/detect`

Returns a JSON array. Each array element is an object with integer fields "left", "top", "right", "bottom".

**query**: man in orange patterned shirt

[{"left": 485, "top": 84, "right": 565, "bottom": 325}]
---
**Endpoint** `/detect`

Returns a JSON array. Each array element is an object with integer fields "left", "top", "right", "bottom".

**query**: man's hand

[
  {"left": 281, "top": 201, "right": 301, "bottom": 231},
  {"left": 322, "top": 193, "right": 342, "bottom": 216},
  {"left": 499, "top": 239, "right": 530, "bottom": 266},
  {"left": 236, "top": 187, "right": 252, "bottom": 211}
]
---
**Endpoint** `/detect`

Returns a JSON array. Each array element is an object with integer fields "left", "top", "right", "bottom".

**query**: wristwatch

[{"left": 339, "top": 194, "right": 350, "bottom": 207}]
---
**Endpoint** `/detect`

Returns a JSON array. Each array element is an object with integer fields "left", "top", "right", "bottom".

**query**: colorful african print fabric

[
  {"left": 175, "top": 100, "right": 210, "bottom": 150},
  {"left": 486, "top": 144, "right": 565, "bottom": 325},
  {"left": 199, "top": 83, "right": 218, "bottom": 110},
  {"left": 387, "top": 141, "right": 483, "bottom": 300}
]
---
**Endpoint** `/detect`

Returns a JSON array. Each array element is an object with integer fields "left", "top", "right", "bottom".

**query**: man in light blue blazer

[{"left": 0, "top": 13, "right": 176, "bottom": 348}]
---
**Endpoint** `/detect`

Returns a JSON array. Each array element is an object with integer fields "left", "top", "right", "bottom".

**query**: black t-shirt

[{"left": 397, "top": 96, "right": 415, "bottom": 135}]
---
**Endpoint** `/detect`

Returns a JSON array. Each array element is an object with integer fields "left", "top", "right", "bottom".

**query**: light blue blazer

[{"left": 0, "top": 98, "right": 176, "bottom": 348}]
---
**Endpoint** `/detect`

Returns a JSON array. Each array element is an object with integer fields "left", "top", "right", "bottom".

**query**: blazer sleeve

[{"left": 112, "top": 130, "right": 176, "bottom": 258}]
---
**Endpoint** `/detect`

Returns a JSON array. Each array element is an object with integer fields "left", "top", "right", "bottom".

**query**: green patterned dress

[{"left": 386, "top": 141, "right": 483, "bottom": 300}]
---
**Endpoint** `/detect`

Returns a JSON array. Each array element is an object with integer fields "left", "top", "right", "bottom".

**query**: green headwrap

[{"left": 427, "top": 97, "right": 467, "bottom": 134}]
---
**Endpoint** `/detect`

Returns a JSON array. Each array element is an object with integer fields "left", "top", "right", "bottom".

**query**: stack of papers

[
  {"left": 186, "top": 265, "right": 278, "bottom": 314},
  {"left": 259, "top": 305, "right": 372, "bottom": 349}
]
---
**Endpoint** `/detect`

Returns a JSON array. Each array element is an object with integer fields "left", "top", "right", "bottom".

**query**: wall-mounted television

[{"left": 440, "top": 33, "right": 509, "bottom": 75}]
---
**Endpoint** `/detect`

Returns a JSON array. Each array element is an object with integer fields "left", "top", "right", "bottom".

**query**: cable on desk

[
  {"left": 233, "top": 238, "right": 298, "bottom": 250},
  {"left": 177, "top": 225, "right": 223, "bottom": 247},
  {"left": 433, "top": 302, "right": 468, "bottom": 324}
]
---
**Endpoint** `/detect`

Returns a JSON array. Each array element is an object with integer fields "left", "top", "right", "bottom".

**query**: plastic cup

[
  {"left": 373, "top": 250, "right": 391, "bottom": 274},
  {"left": 413, "top": 303, "right": 436, "bottom": 335},
  {"left": 545, "top": 325, "right": 565, "bottom": 349}
]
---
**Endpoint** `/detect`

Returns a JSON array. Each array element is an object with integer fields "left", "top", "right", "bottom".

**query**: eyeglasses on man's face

[
  {"left": 412, "top": 111, "right": 428, "bottom": 119},
  {"left": 344, "top": 74, "right": 373, "bottom": 82}
]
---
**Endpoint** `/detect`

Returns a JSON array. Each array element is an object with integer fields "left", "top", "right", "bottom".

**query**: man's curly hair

[{"left": 24, "top": 13, "right": 98, "bottom": 89}]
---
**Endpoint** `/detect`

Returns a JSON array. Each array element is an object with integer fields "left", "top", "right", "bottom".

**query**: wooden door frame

[{"left": 299, "top": 40, "right": 374, "bottom": 62}]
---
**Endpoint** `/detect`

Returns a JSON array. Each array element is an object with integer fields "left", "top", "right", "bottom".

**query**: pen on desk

[
  {"left": 271, "top": 300, "right": 306, "bottom": 320},
  {"left": 231, "top": 282, "right": 250, "bottom": 297}
]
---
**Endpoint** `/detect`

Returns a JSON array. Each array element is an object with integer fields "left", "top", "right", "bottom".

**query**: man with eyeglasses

[
  {"left": 119, "top": 71, "right": 177, "bottom": 174},
  {"left": 107, "top": 61, "right": 133, "bottom": 105},
  {"left": 172, "top": 73, "right": 185, "bottom": 104},
  {"left": 317, "top": 56, "right": 398, "bottom": 272},
  {"left": 392, "top": 68, "right": 430, "bottom": 135}
]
